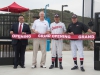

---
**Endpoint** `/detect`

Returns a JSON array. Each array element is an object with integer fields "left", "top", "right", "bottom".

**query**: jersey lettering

[{"left": 52, "top": 26, "right": 62, "bottom": 30}]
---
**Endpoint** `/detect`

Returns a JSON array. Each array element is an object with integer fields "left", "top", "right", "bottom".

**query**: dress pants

[
  {"left": 13, "top": 40, "right": 26, "bottom": 67},
  {"left": 32, "top": 38, "right": 46, "bottom": 66}
]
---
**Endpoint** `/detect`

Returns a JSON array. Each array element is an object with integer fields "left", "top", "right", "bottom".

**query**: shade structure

[{"left": 0, "top": 2, "right": 29, "bottom": 13}]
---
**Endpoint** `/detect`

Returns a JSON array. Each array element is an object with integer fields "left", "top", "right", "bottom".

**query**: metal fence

[{"left": 0, "top": 14, "right": 19, "bottom": 65}]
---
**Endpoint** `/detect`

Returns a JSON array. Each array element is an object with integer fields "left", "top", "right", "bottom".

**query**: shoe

[
  {"left": 13, "top": 66, "right": 17, "bottom": 69},
  {"left": 49, "top": 65, "right": 54, "bottom": 69},
  {"left": 21, "top": 66, "right": 25, "bottom": 68},
  {"left": 80, "top": 67, "right": 85, "bottom": 72},
  {"left": 59, "top": 65, "right": 63, "bottom": 69},
  {"left": 40, "top": 65, "right": 46, "bottom": 68},
  {"left": 31, "top": 65, "right": 36, "bottom": 68},
  {"left": 71, "top": 66, "right": 78, "bottom": 70}
]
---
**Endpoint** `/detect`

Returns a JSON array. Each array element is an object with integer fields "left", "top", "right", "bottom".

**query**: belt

[
  {"left": 71, "top": 39, "right": 78, "bottom": 40},
  {"left": 52, "top": 39, "right": 59, "bottom": 40},
  {"left": 71, "top": 39, "right": 78, "bottom": 41}
]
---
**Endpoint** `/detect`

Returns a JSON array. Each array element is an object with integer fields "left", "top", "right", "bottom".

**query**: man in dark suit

[{"left": 10, "top": 15, "right": 31, "bottom": 69}]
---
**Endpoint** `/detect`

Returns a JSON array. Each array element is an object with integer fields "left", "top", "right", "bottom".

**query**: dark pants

[{"left": 13, "top": 40, "right": 26, "bottom": 67}]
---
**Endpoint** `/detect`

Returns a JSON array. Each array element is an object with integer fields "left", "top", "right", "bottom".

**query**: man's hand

[
  {"left": 32, "top": 29, "right": 39, "bottom": 34},
  {"left": 91, "top": 32, "right": 96, "bottom": 35},
  {"left": 10, "top": 31, "right": 13, "bottom": 35},
  {"left": 34, "top": 31, "right": 39, "bottom": 34},
  {"left": 45, "top": 31, "right": 50, "bottom": 34},
  {"left": 22, "top": 32, "right": 26, "bottom": 35},
  {"left": 88, "top": 29, "right": 96, "bottom": 35},
  {"left": 68, "top": 32, "right": 74, "bottom": 35},
  {"left": 62, "top": 32, "right": 66, "bottom": 34}
]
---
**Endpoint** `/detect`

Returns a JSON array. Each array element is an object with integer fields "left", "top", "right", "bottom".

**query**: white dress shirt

[{"left": 18, "top": 22, "right": 24, "bottom": 32}]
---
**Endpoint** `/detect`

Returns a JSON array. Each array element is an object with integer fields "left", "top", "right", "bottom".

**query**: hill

[{"left": 23, "top": 9, "right": 91, "bottom": 27}]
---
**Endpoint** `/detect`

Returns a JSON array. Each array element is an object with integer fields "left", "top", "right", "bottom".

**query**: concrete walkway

[{"left": 0, "top": 51, "right": 100, "bottom": 75}]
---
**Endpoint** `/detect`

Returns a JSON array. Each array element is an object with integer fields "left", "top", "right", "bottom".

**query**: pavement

[{"left": 0, "top": 51, "right": 100, "bottom": 75}]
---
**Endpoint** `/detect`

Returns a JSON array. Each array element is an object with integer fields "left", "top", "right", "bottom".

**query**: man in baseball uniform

[
  {"left": 67, "top": 14, "right": 96, "bottom": 72},
  {"left": 49, "top": 14, "right": 66, "bottom": 69}
]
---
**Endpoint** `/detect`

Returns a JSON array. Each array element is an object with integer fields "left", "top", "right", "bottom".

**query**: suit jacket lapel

[
  {"left": 22, "top": 23, "right": 25, "bottom": 32},
  {"left": 17, "top": 23, "right": 19, "bottom": 33}
]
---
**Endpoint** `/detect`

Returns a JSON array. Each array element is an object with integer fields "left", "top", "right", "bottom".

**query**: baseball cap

[
  {"left": 72, "top": 14, "right": 77, "bottom": 18},
  {"left": 54, "top": 14, "right": 59, "bottom": 18}
]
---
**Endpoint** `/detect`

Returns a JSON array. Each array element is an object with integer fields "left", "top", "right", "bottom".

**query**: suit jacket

[{"left": 10, "top": 23, "right": 31, "bottom": 45}]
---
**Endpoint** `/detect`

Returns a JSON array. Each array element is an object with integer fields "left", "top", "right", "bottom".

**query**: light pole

[
  {"left": 82, "top": 0, "right": 84, "bottom": 23},
  {"left": 91, "top": 0, "right": 94, "bottom": 21},
  {"left": 61, "top": 5, "right": 68, "bottom": 22},
  {"left": 44, "top": 4, "right": 50, "bottom": 52},
  {"left": 44, "top": 4, "right": 49, "bottom": 19}
]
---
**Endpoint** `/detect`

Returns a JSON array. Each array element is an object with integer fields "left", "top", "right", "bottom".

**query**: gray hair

[{"left": 39, "top": 11, "right": 45, "bottom": 16}]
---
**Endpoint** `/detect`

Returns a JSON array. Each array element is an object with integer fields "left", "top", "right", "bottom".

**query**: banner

[{"left": 12, "top": 34, "right": 95, "bottom": 40}]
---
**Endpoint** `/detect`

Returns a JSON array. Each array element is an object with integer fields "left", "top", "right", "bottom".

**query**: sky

[{"left": 0, "top": 0, "right": 100, "bottom": 16}]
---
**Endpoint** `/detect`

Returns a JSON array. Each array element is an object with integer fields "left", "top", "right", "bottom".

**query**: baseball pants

[
  {"left": 51, "top": 39, "right": 63, "bottom": 58},
  {"left": 70, "top": 40, "right": 84, "bottom": 58}
]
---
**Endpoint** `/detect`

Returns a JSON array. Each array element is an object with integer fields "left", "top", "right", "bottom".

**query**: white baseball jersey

[
  {"left": 50, "top": 22, "right": 66, "bottom": 34},
  {"left": 50, "top": 22, "right": 66, "bottom": 58}
]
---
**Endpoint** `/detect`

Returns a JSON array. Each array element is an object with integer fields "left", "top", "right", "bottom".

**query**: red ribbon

[{"left": 11, "top": 34, "right": 95, "bottom": 40}]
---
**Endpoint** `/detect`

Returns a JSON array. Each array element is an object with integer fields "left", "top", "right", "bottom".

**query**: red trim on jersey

[
  {"left": 73, "top": 57, "right": 77, "bottom": 61},
  {"left": 80, "top": 58, "right": 84, "bottom": 61},
  {"left": 59, "top": 58, "right": 62, "bottom": 62},
  {"left": 52, "top": 58, "right": 55, "bottom": 62}
]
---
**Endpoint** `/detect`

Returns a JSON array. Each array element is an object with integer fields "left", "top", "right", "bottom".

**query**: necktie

[{"left": 18, "top": 23, "right": 22, "bottom": 34}]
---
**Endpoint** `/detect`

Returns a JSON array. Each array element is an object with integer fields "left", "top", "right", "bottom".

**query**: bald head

[
  {"left": 39, "top": 11, "right": 45, "bottom": 20},
  {"left": 39, "top": 11, "right": 45, "bottom": 16}
]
